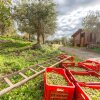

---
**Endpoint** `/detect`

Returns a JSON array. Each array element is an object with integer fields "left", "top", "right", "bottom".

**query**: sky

[
  {"left": 12, "top": 0, "right": 100, "bottom": 40},
  {"left": 48, "top": 0, "right": 100, "bottom": 40}
]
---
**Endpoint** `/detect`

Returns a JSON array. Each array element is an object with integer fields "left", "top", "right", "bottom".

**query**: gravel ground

[{"left": 60, "top": 47, "right": 100, "bottom": 60}]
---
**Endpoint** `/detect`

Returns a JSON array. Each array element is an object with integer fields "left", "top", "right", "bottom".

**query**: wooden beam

[
  {"left": 53, "top": 57, "right": 59, "bottom": 60},
  {"left": 38, "top": 65, "right": 45, "bottom": 69},
  {"left": 4, "top": 77, "right": 13, "bottom": 87},
  {"left": 19, "top": 72, "right": 28, "bottom": 79},
  {"left": 29, "top": 68, "right": 37, "bottom": 73}
]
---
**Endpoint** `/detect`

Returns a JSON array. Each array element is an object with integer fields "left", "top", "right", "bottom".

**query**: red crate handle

[
  {"left": 51, "top": 70, "right": 58, "bottom": 73},
  {"left": 57, "top": 88, "right": 64, "bottom": 92},
  {"left": 79, "top": 82, "right": 87, "bottom": 86},
  {"left": 81, "top": 93, "right": 86, "bottom": 100},
  {"left": 70, "top": 76, "right": 74, "bottom": 81}
]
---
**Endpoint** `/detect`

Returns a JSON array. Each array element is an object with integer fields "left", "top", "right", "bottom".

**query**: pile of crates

[{"left": 44, "top": 54, "right": 100, "bottom": 100}]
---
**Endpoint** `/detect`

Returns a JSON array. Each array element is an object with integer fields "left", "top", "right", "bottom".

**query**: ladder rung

[
  {"left": 4, "top": 77, "right": 13, "bottom": 87},
  {"left": 47, "top": 62, "right": 51, "bottom": 64},
  {"left": 38, "top": 65, "right": 45, "bottom": 68},
  {"left": 48, "top": 63, "right": 52, "bottom": 65},
  {"left": 54, "top": 58, "right": 60, "bottom": 61},
  {"left": 50, "top": 61, "right": 56, "bottom": 64},
  {"left": 19, "top": 72, "right": 28, "bottom": 79},
  {"left": 57, "top": 58, "right": 60, "bottom": 60},
  {"left": 29, "top": 68, "right": 37, "bottom": 73}
]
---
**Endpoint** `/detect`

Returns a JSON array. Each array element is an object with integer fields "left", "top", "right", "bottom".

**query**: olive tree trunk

[{"left": 41, "top": 33, "right": 45, "bottom": 44}]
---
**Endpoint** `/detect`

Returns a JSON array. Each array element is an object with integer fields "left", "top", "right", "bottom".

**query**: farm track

[{"left": 60, "top": 47, "right": 100, "bottom": 60}]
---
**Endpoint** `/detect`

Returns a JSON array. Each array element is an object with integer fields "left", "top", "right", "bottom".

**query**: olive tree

[
  {"left": 13, "top": 0, "right": 56, "bottom": 46},
  {"left": 0, "top": 0, "right": 11, "bottom": 35},
  {"left": 82, "top": 11, "right": 100, "bottom": 33}
]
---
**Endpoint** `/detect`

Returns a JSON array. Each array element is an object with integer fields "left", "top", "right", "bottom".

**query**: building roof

[{"left": 72, "top": 29, "right": 82, "bottom": 37}]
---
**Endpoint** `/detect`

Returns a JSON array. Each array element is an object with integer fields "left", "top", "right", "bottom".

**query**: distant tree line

[{"left": 82, "top": 11, "right": 100, "bottom": 35}]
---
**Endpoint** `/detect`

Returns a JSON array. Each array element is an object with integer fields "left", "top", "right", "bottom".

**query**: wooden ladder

[{"left": 0, "top": 56, "right": 71, "bottom": 96}]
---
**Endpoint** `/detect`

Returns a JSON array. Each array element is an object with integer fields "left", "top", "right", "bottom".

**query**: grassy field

[
  {"left": 91, "top": 47, "right": 100, "bottom": 53},
  {"left": 0, "top": 37, "right": 63, "bottom": 100},
  {"left": 0, "top": 37, "right": 81, "bottom": 100}
]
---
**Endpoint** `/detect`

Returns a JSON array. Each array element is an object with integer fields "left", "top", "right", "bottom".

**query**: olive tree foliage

[
  {"left": 0, "top": 0, "right": 11, "bottom": 35},
  {"left": 82, "top": 11, "right": 100, "bottom": 33},
  {"left": 13, "top": 0, "right": 56, "bottom": 45}
]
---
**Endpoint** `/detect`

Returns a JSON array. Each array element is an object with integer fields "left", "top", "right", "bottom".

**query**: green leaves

[
  {"left": 82, "top": 11, "right": 100, "bottom": 33},
  {"left": 0, "top": 37, "right": 62, "bottom": 99},
  {"left": 0, "top": 0, "right": 11, "bottom": 34},
  {"left": 13, "top": 1, "right": 56, "bottom": 43}
]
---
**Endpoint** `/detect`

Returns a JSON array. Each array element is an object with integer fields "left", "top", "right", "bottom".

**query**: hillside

[{"left": 0, "top": 37, "right": 62, "bottom": 100}]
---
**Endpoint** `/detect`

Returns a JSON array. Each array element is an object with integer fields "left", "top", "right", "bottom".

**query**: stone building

[{"left": 72, "top": 28, "right": 100, "bottom": 47}]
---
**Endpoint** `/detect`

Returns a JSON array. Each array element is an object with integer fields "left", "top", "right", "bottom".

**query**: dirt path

[{"left": 60, "top": 47, "right": 100, "bottom": 60}]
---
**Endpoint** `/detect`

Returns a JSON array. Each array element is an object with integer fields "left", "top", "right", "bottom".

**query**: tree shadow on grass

[{"left": 0, "top": 41, "right": 31, "bottom": 54}]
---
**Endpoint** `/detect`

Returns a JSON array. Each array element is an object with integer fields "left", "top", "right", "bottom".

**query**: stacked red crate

[
  {"left": 78, "top": 60, "right": 100, "bottom": 72},
  {"left": 59, "top": 55, "right": 75, "bottom": 68},
  {"left": 44, "top": 68, "right": 75, "bottom": 100},
  {"left": 62, "top": 65, "right": 90, "bottom": 72},
  {"left": 58, "top": 54, "right": 74, "bottom": 61},
  {"left": 68, "top": 71, "right": 100, "bottom": 85},
  {"left": 75, "top": 83, "right": 100, "bottom": 100},
  {"left": 60, "top": 61, "right": 75, "bottom": 68},
  {"left": 58, "top": 54, "right": 68, "bottom": 60},
  {"left": 62, "top": 65, "right": 91, "bottom": 78}
]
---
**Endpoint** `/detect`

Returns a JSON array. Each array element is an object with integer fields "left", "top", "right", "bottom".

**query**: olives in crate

[
  {"left": 82, "top": 87, "right": 100, "bottom": 100},
  {"left": 47, "top": 72, "right": 68, "bottom": 86},
  {"left": 74, "top": 75, "right": 100, "bottom": 82},
  {"left": 67, "top": 67, "right": 86, "bottom": 71}
]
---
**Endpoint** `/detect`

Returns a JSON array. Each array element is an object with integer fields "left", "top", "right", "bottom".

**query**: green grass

[
  {"left": 0, "top": 48, "right": 61, "bottom": 74},
  {"left": 0, "top": 75, "right": 44, "bottom": 100},
  {"left": 0, "top": 36, "right": 26, "bottom": 42},
  {"left": 0, "top": 37, "right": 81, "bottom": 100},
  {"left": 0, "top": 36, "right": 62, "bottom": 99},
  {"left": 0, "top": 37, "right": 32, "bottom": 53},
  {"left": 0, "top": 37, "right": 62, "bottom": 75},
  {"left": 91, "top": 47, "right": 100, "bottom": 53}
]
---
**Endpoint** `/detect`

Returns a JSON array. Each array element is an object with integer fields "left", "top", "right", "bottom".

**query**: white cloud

[
  {"left": 54, "top": 0, "right": 67, "bottom": 5},
  {"left": 13, "top": 0, "right": 100, "bottom": 40},
  {"left": 48, "top": 3, "right": 100, "bottom": 40}
]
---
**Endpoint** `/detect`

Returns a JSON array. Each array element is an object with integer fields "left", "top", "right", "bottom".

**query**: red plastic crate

[
  {"left": 44, "top": 67, "right": 75, "bottom": 100},
  {"left": 65, "top": 66, "right": 91, "bottom": 78},
  {"left": 75, "top": 83, "right": 100, "bottom": 100},
  {"left": 58, "top": 54, "right": 67, "bottom": 60},
  {"left": 62, "top": 65, "right": 91, "bottom": 81},
  {"left": 78, "top": 61, "right": 100, "bottom": 72},
  {"left": 60, "top": 61, "right": 75, "bottom": 68},
  {"left": 86, "top": 60, "right": 100, "bottom": 72},
  {"left": 97, "top": 71, "right": 100, "bottom": 75},
  {"left": 62, "top": 65, "right": 90, "bottom": 72},
  {"left": 68, "top": 71, "right": 100, "bottom": 85},
  {"left": 86, "top": 58, "right": 100, "bottom": 64},
  {"left": 58, "top": 54, "right": 74, "bottom": 61}
]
